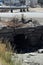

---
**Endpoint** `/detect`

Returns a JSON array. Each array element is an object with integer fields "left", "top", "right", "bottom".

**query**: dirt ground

[
  {"left": 29, "top": 8, "right": 43, "bottom": 12},
  {"left": 11, "top": 52, "right": 43, "bottom": 65},
  {"left": 8, "top": 8, "right": 43, "bottom": 13}
]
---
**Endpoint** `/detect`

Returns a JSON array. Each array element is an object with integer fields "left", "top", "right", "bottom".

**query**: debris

[{"left": 38, "top": 49, "right": 43, "bottom": 53}]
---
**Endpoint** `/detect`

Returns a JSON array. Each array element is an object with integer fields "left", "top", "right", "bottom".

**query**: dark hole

[{"left": 10, "top": 33, "right": 43, "bottom": 53}]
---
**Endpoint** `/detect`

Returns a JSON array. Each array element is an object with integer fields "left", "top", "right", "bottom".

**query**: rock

[
  {"left": 30, "top": 62, "right": 40, "bottom": 65},
  {"left": 29, "top": 53, "right": 37, "bottom": 56},
  {"left": 38, "top": 49, "right": 43, "bottom": 53}
]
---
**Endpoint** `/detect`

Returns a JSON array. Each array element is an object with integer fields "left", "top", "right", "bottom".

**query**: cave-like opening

[{"left": 10, "top": 33, "right": 43, "bottom": 53}]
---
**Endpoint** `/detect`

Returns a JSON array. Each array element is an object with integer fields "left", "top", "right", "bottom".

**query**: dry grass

[
  {"left": 0, "top": 42, "right": 13, "bottom": 65},
  {"left": 0, "top": 43, "right": 6, "bottom": 52},
  {"left": 0, "top": 42, "right": 22, "bottom": 65}
]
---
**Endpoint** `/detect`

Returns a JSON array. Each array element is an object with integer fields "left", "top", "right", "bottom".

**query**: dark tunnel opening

[
  {"left": 14, "top": 34, "right": 28, "bottom": 53},
  {"left": 10, "top": 33, "right": 43, "bottom": 53}
]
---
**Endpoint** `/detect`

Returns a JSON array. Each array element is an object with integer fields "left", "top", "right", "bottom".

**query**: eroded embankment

[
  {"left": 9, "top": 26, "right": 43, "bottom": 53},
  {"left": 0, "top": 16, "right": 43, "bottom": 53}
]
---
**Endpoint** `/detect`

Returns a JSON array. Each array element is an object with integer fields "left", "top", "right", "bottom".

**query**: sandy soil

[{"left": 29, "top": 8, "right": 43, "bottom": 12}]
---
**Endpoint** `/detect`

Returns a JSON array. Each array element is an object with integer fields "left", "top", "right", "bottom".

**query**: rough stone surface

[{"left": 11, "top": 52, "right": 43, "bottom": 65}]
